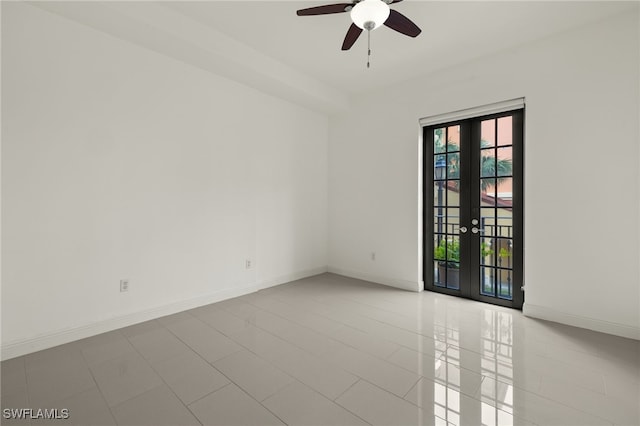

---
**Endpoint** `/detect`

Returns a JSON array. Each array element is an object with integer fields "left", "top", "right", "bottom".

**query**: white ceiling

[
  {"left": 163, "top": 1, "right": 635, "bottom": 94},
  {"left": 32, "top": 1, "right": 636, "bottom": 112}
]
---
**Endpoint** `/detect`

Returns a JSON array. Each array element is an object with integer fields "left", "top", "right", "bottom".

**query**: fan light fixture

[
  {"left": 350, "top": 0, "right": 390, "bottom": 31},
  {"left": 296, "top": 0, "right": 422, "bottom": 68}
]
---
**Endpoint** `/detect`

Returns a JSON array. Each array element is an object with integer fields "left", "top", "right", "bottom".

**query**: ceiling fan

[{"left": 296, "top": 0, "right": 421, "bottom": 65}]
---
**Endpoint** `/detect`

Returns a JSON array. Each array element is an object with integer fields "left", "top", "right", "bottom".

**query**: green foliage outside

[
  {"left": 434, "top": 129, "right": 512, "bottom": 192},
  {"left": 434, "top": 239, "right": 509, "bottom": 269},
  {"left": 433, "top": 129, "right": 514, "bottom": 271}
]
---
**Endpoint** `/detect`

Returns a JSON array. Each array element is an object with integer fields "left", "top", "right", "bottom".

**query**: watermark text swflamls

[{"left": 3, "top": 408, "right": 69, "bottom": 420}]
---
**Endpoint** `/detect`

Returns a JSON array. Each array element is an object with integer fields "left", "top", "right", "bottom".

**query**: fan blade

[
  {"left": 297, "top": 3, "right": 352, "bottom": 16},
  {"left": 341, "top": 23, "right": 363, "bottom": 50},
  {"left": 384, "top": 9, "right": 421, "bottom": 37}
]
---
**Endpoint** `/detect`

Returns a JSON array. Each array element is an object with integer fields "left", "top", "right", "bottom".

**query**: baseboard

[
  {"left": 327, "top": 266, "right": 421, "bottom": 292},
  {"left": 1, "top": 266, "right": 328, "bottom": 360},
  {"left": 523, "top": 303, "right": 640, "bottom": 341},
  {"left": 255, "top": 266, "right": 328, "bottom": 289}
]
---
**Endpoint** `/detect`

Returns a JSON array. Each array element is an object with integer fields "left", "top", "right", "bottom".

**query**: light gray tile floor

[{"left": 2, "top": 273, "right": 639, "bottom": 425}]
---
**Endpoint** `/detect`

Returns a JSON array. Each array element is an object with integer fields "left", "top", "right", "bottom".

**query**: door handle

[
  {"left": 460, "top": 226, "right": 468, "bottom": 233},
  {"left": 471, "top": 227, "right": 479, "bottom": 234}
]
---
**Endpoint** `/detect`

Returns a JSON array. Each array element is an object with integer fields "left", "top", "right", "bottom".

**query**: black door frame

[{"left": 423, "top": 109, "right": 524, "bottom": 309}]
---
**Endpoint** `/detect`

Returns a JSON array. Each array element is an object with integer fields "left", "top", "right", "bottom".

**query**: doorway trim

[
  {"left": 420, "top": 98, "right": 525, "bottom": 308},
  {"left": 420, "top": 98, "right": 525, "bottom": 127}
]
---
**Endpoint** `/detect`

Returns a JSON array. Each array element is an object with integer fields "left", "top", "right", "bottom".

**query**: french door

[{"left": 423, "top": 109, "right": 524, "bottom": 309}]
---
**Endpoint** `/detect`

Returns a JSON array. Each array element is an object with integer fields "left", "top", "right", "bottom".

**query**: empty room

[{"left": 1, "top": 1, "right": 639, "bottom": 425}]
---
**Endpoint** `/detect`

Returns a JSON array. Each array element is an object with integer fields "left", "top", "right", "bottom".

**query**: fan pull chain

[{"left": 367, "top": 30, "right": 371, "bottom": 68}]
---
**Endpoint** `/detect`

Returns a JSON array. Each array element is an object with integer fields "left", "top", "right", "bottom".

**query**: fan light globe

[{"left": 350, "top": 0, "right": 390, "bottom": 31}]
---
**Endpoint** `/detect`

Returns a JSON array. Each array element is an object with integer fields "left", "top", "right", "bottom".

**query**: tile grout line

[
  {"left": 384, "top": 345, "right": 403, "bottom": 361},
  {"left": 6, "top": 275, "right": 635, "bottom": 426},
  {"left": 78, "top": 337, "right": 127, "bottom": 426},
  {"left": 206, "top": 372, "right": 291, "bottom": 426},
  {"left": 333, "top": 377, "right": 428, "bottom": 417},
  {"left": 474, "top": 374, "right": 617, "bottom": 426},
  {"left": 157, "top": 317, "right": 291, "bottom": 425},
  {"left": 205, "top": 313, "right": 357, "bottom": 414},
  {"left": 323, "top": 378, "right": 375, "bottom": 426},
  {"left": 222, "top": 290, "right": 487, "bottom": 407},
  {"left": 331, "top": 378, "right": 361, "bottom": 403},
  {"left": 26, "top": 340, "right": 113, "bottom": 408},
  {"left": 183, "top": 382, "right": 232, "bottom": 408},
  {"left": 121, "top": 328, "right": 204, "bottom": 426},
  {"left": 236, "top": 295, "right": 451, "bottom": 386},
  {"left": 19, "top": 356, "right": 33, "bottom": 424},
  {"left": 267, "top": 289, "right": 455, "bottom": 359},
  {"left": 203, "top": 295, "right": 376, "bottom": 425},
  {"left": 244, "top": 295, "right": 411, "bottom": 363},
  {"left": 167, "top": 319, "right": 294, "bottom": 425}
]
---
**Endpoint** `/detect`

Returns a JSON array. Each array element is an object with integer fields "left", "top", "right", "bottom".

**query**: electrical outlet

[
  {"left": 245, "top": 259, "right": 252, "bottom": 269},
  {"left": 371, "top": 252, "right": 376, "bottom": 261},
  {"left": 120, "top": 279, "right": 129, "bottom": 293}
]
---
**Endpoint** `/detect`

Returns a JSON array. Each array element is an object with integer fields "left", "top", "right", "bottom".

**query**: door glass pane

[
  {"left": 445, "top": 235, "right": 460, "bottom": 291},
  {"left": 497, "top": 183, "right": 511, "bottom": 206},
  {"left": 480, "top": 236, "right": 514, "bottom": 300},
  {"left": 495, "top": 209, "right": 512, "bottom": 239},
  {"left": 434, "top": 183, "right": 446, "bottom": 206},
  {"left": 447, "top": 208, "right": 460, "bottom": 234},
  {"left": 497, "top": 268, "right": 513, "bottom": 299},
  {"left": 497, "top": 116, "right": 512, "bottom": 146},
  {"left": 434, "top": 235, "right": 460, "bottom": 290},
  {"left": 480, "top": 208, "right": 496, "bottom": 236},
  {"left": 434, "top": 261, "right": 445, "bottom": 287},
  {"left": 446, "top": 183, "right": 459, "bottom": 207},
  {"left": 446, "top": 262, "right": 460, "bottom": 290},
  {"left": 434, "top": 154, "right": 447, "bottom": 180},
  {"left": 496, "top": 147, "right": 512, "bottom": 177},
  {"left": 480, "top": 148, "right": 496, "bottom": 177},
  {"left": 434, "top": 208, "right": 444, "bottom": 235},
  {"left": 481, "top": 237, "right": 494, "bottom": 266},
  {"left": 495, "top": 238, "right": 513, "bottom": 269},
  {"left": 434, "top": 128, "right": 446, "bottom": 153},
  {"left": 481, "top": 266, "right": 495, "bottom": 296},
  {"left": 447, "top": 153, "right": 460, "bottom": 179},
  {"left": 447, "top": 125, "right": 461, "bottom": 152},
  {"left": 481, "top": 119, "right": 495, "bottom": 147},
  {"left": 481, "top": 179, "right": 497, "bottom": 205}
]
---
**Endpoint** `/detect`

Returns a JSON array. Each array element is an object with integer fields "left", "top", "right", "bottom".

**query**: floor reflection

[
  {"left": 429, "top": 307, "right": 517, "bottom": 425},
  {"left": 479, "top": 310, "right": 515, "bottom": 421}
]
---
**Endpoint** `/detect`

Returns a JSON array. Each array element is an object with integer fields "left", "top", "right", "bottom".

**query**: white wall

[
  {"left": 2, "top": 4, "right": 638, "bottom": 359},
  {"left": 328, "top": 10, "right": 640, "bottom": 339},
  {"left": 1, "top": 3, "right": 328, "bottom": 357}
]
